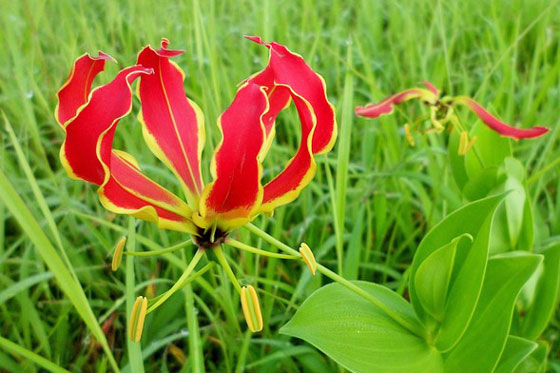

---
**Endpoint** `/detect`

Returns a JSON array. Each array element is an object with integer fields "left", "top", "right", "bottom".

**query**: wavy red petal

[
  {"left": 245, "top": 37, "right": 337, "bottom": 212},
  {"left": 137, "top": 40, "right": 204, "bottom": 208},
  {"left": 60, "top": 64, "right": 194, "bottom": 232},
  {"left": 56, "top": 52, "right": 115, "bottom": 126},
  {"left": 197, "top": 83, "right": 268, "bottom": 228},
  {"left": 460, "top": 98, "right": 549, "bottom": 139},
  {"left": 354, "top": 89, "right": 425, "bottom": 119}
]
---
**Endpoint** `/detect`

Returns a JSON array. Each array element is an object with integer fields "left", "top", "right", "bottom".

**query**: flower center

[{"left": 193, "top": 225, "right": 228, "bottom": 250}]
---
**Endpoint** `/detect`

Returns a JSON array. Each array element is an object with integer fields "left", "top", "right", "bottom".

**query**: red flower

[
  {"left": 355, "top": 82, "right": 549, "bottom": 139},
  {"left": 56, "top": 37, "right": 336, "bottom": 243}
]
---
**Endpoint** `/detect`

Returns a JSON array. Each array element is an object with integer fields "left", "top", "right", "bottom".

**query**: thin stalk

[
  {"left": 226, "top": 238, "right": 299, "bottom": 259},
  {"left": 244, "top": 223, "right": 426, "bottom": 338},
  {"left": 125, "top": 218, "right": 144, "bottom": 373},
  {"left": 147, "top": 249, "right": 204, "bottom": 314},
  {"left": 214, "top": 246, "right": 242, "bottom": 293},
  {"left": 124, "top": 240, "right": 193, "bottom": 257}
]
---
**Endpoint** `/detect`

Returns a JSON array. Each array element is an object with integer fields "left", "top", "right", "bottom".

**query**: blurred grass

[{"left": 0, "top": 0, "right": 559, "bottom": 371}]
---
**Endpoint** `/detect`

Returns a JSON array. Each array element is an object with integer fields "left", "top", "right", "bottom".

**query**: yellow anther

[
  {"left": 240, "top": 285, "right": 263, "bottom": 332},
  {"left": 299, "top": 243, "right": 317, "bottom": 276},
  {"left": 458, "top": 131, "right": 468, "bottom": 155},
  {"left": 404, "top": 124, "right": 415, "bottom": 147},
  {"left": 111, "top": 236, "right": 126, "bottom": 271},
  {"left": 129, "top": 296, "right": 148, "bottom": 342},
  {"left": 464, "top": 135, "right": 477, "bottom": 154},
  {"left": 458, "top": 132, "right": 477, "bottom": 155}
]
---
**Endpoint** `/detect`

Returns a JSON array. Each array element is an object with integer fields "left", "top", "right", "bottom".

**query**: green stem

[
  {"left": 214, "top": 245, "right": 242, "bottom": 293},
  {"left": 125, "top": 218, "right": 144, "bottom": 372},
  {"left": 244, "top": 223, "right": 426, "bottom": 338},
  {"left": 226, "top": 238, "right": 299, "bottom": 259},
  {"left": 147, "top": 249, "right": 204, "bottom": 314},
  {"left": 147, "top": 263, "right": 213, "bottom": 305},
  {"left": 124, "top": 240, "right": 193, "bottom": 256},
  {"left": 527, "top": 156, "right": 560, "bottom": 185}
]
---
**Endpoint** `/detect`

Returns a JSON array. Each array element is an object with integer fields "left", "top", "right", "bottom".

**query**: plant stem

[
  {"left": 124, "top": 239, "right": 193, "bottom": 256},
  {"left": 147, "top": 249, "right": 204, "bottom": 314},
  {"left": 126, "top": 218, "right": 144, "bottom": 373},
  {"left": 226, "top": 238, "right": 299, "bottom": 259},
  {"left": 214, "top": 246, "right": 242, "bottom": 293},
  {"left": 244, "top": 223, "right": 426, "bottom": 338}
]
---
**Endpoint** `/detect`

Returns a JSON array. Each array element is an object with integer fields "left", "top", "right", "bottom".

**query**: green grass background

[{"left": 0, "top": 0, "right": 559, "bottom": 371}]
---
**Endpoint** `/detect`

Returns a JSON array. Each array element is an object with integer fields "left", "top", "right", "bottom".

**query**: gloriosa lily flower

[
  {"left": 56, "top": 36, "right": 336, "bottom": 248},
  {"left": 355, "top": 82, "right": 549, "bottom": 150},
  {"left": 56, "top": 36, "right": 335, "bottom": 336}
]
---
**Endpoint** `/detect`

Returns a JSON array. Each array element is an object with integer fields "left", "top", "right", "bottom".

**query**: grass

[{"left": 0, "top": 0, "right": 559, "bottom": 371}]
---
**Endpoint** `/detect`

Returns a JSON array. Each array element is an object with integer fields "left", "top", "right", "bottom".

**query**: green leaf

[
  {"left": 414, "top": 234, "right": 470, "bottom": 320},
  {"left": 0, "top": 170, "right": 119, "bottom": 372},
  {"left": 443, "top": 253, "right": 541, "bottom": 373},
  {"left": 519, "top": 244, "right": 560, "bottom": 339},
  {"left": 0, "top": 336, "right": 69, "bottom": 373},
  {"left": 495, "top": 336, "right": 537, "bottom": 373},
  {"left": 464, "top": 122, "right": 512, "bottom": 179},
  {"left": 514, "top": 341, "right": 548, "bottom": 373},
  {"left": 281, "top": 282, "right": 443, "bottom": 373},
  {"left": 409, "top": 194, "right": 505, "bottom": 351}
]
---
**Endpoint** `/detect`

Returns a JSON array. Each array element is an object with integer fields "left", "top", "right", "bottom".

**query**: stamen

[
  {"left": 129, "top": 296, "right": 148, "bottom": 342},
  {"left": 299, "top": 243, "right": 317, "bottom": 275},
  {"left": 240, "top": 285, "right": 263, "bottom": 332},
  {"left": 404, "top": 124, "right": 415, "bottom": 147},
  {"left": 111, "top": 236, "right": 126, "bottom": 271}
]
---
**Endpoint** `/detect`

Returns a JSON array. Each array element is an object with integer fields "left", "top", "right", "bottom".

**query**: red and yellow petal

[
  {"left": 194, "top": 82, "right": 269, "bottom": 230},
  {"left": 60, "top": 63, "right": 194, "bottom": 233},
  {"left": 354, "top": 87, "right": 437, "bottom": 119},
  {"left": 136, "top": 39, "right": 205, "bottom": 210},
  {"left": 245, "top": 37, "right": 337, "bottom": 212},
  {"left": 56, "top": 52, "right": 116, "bottom": 127},
  {"left": 454, "top": 97, "right": 549, "bottom": 139}
]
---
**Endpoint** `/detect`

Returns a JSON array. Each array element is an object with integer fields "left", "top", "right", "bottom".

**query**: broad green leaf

[
  {"left": 414, "top": 235, "right": 470, "bottom": 321},
  {"left": 462, "top": 167, "right": 499, "bottom": 200},
  {"left": 281, "top": 282, "right": 443, "bottom": 373},
  {"left": 514, "top": 341, "right": 548, "bottom": 373},
  {"left": 495, "top": 336, "right": 537, "bottom": 373},
  {"left": 519, "top": 244, "right": 560, "bottom": 339},
  {"left": 443, "top": 253, "right": 541, "bottom": 373},
  {"left": 464, "top": 122, "right": 512, "bottom": 179},
  {"left": 410, "top": 194, "right": 504, "bottom": 351}
]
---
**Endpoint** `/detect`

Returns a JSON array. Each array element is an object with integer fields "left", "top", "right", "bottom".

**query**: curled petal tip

[
  {"left": 420, "top": 81, "right": 439, "bottom": 96},
  {"left": 153, "top": 39, "right": 184, "bottom": 57},
  {"left": 245, "top": 35, "right": 265, "bottom": 45},
  {"left": 90, "top": 51, "right": 117, "bottom": 64}
]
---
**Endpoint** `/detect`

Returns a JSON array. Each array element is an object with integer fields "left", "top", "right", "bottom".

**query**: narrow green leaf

[
  {"left": 443, "top": 253, "right": 541, "bottom": 372},
  {"left": 0, "top": 336, "right": 69, "bottom": 373},
  {"left": 281, "top": 282, "right": 443, "bottom": 373},
  {"left": 0, "top": 170, "right": 119, "bottom": 371},
  {"left": 495, "top": 336, "right": 537, "bottom": 373}
]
